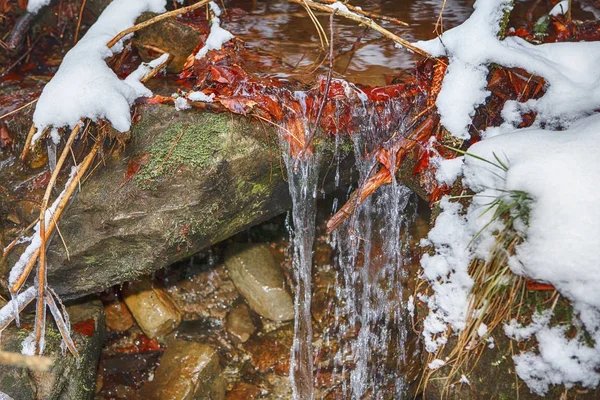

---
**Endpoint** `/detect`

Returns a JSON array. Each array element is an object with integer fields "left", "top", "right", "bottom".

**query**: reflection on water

[{"left": 227, "top": 0, "right": 475, "bottom": 85}]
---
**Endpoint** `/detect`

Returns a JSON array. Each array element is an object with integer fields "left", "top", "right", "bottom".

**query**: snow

[
  {"left": 188, "top": 91, "right": 215, "bottom": 103},
  {"left": 549, "top": 1, "right": 569, "bottom": 16},
  {"left": 415, "top": 0, "right": 600, "bottom": 139},
  {"left": 31, "top": 0, "right": 167, "bottom": 136},
  {"left": 8, "top": 168, "right": 79, "bottom": 291},
  {"left": 174, "top": 96, "right": 191, "bottom": 111},
  {"left": 195, "top": 2, "right": 234, "bottom": 59},
  {"left": 428, "top": 359, "right": 446, "bottom": 370},
  {"left": 0, "top": 287, "right": 36, "bottom": 328},
  {"left": 459, "top": 374, "right": 471, "bottom": 385},
  {"left": 414, "top": 0, "right": 600, "bottom": 394},
  {"left": 434, "top": 156, "right": 464, "bottom": 185},
  {"left": 26, "top": 0, "right": 51, "bottom": 14}
]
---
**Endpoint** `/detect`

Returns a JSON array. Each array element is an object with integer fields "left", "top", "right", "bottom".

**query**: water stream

[{"left": 282, "top": 135, "right": 321, "bottom": 399}]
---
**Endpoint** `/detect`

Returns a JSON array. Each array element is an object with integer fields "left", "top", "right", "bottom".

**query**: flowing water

[{"left": 281, "top": 127, "right": 321, "bottom": 398}]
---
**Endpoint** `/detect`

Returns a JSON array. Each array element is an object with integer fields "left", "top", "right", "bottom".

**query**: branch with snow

[{"left": 31, "top": 0, "right": 168, "bottom": 137}]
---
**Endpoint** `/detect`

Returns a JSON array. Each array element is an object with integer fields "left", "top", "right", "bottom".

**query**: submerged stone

[
  {"left": 122, "top": 277, "right": 182, "bottom": 339},
  {"left": 226, "top": 301, "right": 256, "bottom": 343},
  {"left": 224, "top": 243, "right": 294, "bottom": 322},
  {"left": 140, "top": 339, "right": 225, "bottom": 400}
]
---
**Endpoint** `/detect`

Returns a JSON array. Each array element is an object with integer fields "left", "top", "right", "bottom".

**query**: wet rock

[
  {"left": 140, "top": 339, "right": 225, "bottom": 400},
  {"left": 27, "top": 105, "right": 355, "bottom": 300},
  {"left": 122, "top": 277, "right": 182, "bottom": 339},
  {"left": 134, "top": 13, "right": 202, "bottom": 73},
  {"left": 225, "top": 382, "right": 263, "bottom": 400},
  {"left": 104, "top": 299, "right": 135, "bottom": 332},
  {"left": 0, "top": 299, "right": 105, "bottom": 400},
  {"left": 167, "top": 264, "right": 239, "bottom": 322},
  {"left": 226, "top": 301, "right": 256, "bottom": 343},
  {"left": 245, "top": 325, "right": 293, "bottom": 373},
  {"left": 224, "top": 244, "right": 294, "bottom": 321}
]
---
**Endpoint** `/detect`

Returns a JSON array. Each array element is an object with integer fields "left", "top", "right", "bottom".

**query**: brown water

[{"left": 226, "top": 0, "right": 475, "bottom": 86}]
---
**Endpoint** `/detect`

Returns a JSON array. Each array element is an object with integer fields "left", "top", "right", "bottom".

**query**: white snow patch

[
  {"left": 459, "top": 374, "right": 471, "bottom": 385},
  {"left": 195, "top": 3, "right": 234, "bottom": 59},
  {"left": 174, "top": 96, "right": 191, "bottom": 111},
  {"left": 415, "top": 0, "right": 600, "bottom": 394},
  {"left": 32, "top": 0, "right": 167, "bottom": 135},
  {"left": 428, "top": 359, "right": 446, "bottom": 370},
  {"left": 434, "top": 156, "right": 464, "bottom": 185},
  {"left": 188, "top": 91, "right": 215, "bottom": 103},
  {"left": 549, "top": 1, "right": 569, "bottom": 16},
  {"left": 26, "top": 0, "right": 51, "bottom": 14},
  {"left": 414, "top": 0, "right": 600, "bottom": 139}
]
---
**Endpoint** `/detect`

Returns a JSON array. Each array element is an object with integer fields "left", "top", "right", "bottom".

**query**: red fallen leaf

[
  {"left": 120, "top": 153, "right": 151, "bottom": 188},
  {"left": 29, "top": 171, "right": 51, "bottom": 190},
  {"left": 412, "top": 148, "right": 430, "bottom": 175},
  {"left": 218, "top": 97, "right": 258, "bottom": 115},
  {"left": 74, "top": 318, "right": 95, "bottom": 337},
  {"left": 140, "top": 94, "right": 174, "bottom": 105},
  {"left": 0, "top": 123, "right": 14, "bottom": 150},
  {"left": 114, "top": 333, "right": 163, "bottom": 354},
  {"left": 526, "top": 279, "right": 555, "bottom": 291}
]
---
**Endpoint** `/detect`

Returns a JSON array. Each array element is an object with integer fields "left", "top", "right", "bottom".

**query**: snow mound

[{"left": 32, "top": 0, "right": 167, "bottom": 135}]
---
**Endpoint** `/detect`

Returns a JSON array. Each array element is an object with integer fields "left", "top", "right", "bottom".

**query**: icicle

[{"left": 10, "top": 291, "right": 20, "bottom": 327}]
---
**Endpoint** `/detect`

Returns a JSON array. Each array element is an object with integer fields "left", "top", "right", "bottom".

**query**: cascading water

[
  {"left": 327, "top": 143, "right": 416, "bottom": 399},
  {"left": 283, "top": 75, "right": 423, "bottom": 398},
  {"left": 281, "top": 112, "right": 321, "bottom": 399}
]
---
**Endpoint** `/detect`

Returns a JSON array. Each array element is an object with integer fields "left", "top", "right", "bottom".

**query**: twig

[
  {"left": 73, "top": 0, "right": 88, "bottom": 44},
  {"left": 20, "top": 124, "right": 38, "bottom": 162},
  {"left": 287, "top": 0, "right": 431, "bottom": 58},
  {"left": 0, "top": 99, "right": 38, "bottom": 122},
  {"left": 314, "top": 0, "right": 409, "bottom": 27},
  {"left": 0, "top": 351, "right": 53, "bottom": 371},
  {"left": 5, "top": 12, "right": 36, "bottom": 52},
  {"left": 107, "top": 0, "right": 212, "bottom": 48},
  {"left": 1, "top": 35, "right": 43, "bottom": 77},
  {"left": 300, "top": 11, "right": 335, "bottom": 155}
]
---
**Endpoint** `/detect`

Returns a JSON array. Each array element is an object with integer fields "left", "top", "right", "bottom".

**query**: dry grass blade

[
  {"left": 419, "top": 195, "right": 530, "bottom": 395},
  {"left": 0, "top": 99, "right": 37, "bottom": 122},
  {"left": 107, "top": 0, "right": 212, "bottom": 48},
  {"left": 287, "top": 0, "right": 431, "bottom": 58}
]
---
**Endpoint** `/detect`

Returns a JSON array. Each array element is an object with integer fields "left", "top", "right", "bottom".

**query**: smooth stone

[
  {"left": 122, "top": 277, "right": 182, "bottom": 339},
  {"left": 226, "top": 301, "right": 256, "bottom": 343},
  {"left": 244, "top": 325, "right": 293, "bottom": 374},
  {"left": 224, "top": 244, "right": 294, "bottom": 322},
  {"left": 140, "top": 339, "right": 225, "bottom": 400},
  {"left": 104, "top": 299, "right": 134, "bottom": 332}
]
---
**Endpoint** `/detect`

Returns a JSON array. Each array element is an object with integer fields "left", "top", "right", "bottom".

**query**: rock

[
  {"left": 0, "top": 299, "right": 105, "bottom": 400},
  {"left": 134, "top": 13, "right": 202, "bottom": 73},
  {"left": 122, "top": 277, "right": 182, "bottom": 339},
  {"left": 140, "top": 339, "right": 225, "bottom": 400},
  {"left": 3, "top": 104, "right": 356, "bottom": 300},
  {"left": 224, "top": 244, "right": 294, "bottom": 322},
  {"left": 225, "top": 382, "right": 262, "bottom": 400},
  {"left": 245, "top": 325, "right": 293, "bottom": 374},
  {"left": 226, "top": 301, "right": 256, "bottom": 343},
  {"left": 104, "top": 299, "right": 135, "bottom": 332},
  {"left": 166, "top": 264, "right": 239, "bottom": 322}
]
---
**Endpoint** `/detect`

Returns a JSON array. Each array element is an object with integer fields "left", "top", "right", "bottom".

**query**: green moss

[{"left": 136, "top": 114, "right": 229, "bottom": 187}]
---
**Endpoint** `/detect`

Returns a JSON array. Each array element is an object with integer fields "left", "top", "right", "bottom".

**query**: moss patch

[{"left": 136, "top": 114, "right": 229, "bottom": 187}]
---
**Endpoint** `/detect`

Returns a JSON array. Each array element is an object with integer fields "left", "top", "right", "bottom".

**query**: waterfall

[{"left": 283, "top": 141, "right": 320, "bottom": 400}]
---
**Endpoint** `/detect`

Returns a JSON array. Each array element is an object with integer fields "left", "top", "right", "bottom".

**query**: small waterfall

[
  {"left": 283, "top": 81, "right": 421, "bottom": 398},
  {"left": 282, "top": 122, "right": 321, "bottom": 399},
  {"left": 325, "top": 113, "right": 417, "bottom": 398}
]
